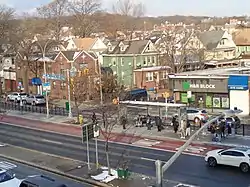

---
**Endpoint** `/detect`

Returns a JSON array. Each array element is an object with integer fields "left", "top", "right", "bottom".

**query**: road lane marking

[
  {"left": 0, "top": 121, "right": 211, "bottom": 157},
  {"left": 140, "top": 157, "right": 157, "bottom": 162},
  {"left": 41, "top": 139, "right": 63, "bottom": 145}
]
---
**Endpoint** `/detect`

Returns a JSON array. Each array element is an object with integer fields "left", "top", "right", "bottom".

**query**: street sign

[
  {"left": 82, "top": 123, "right": 94, "bottom": 142},
  {"left": 42, "top": 82, "right": 51, "bottom": 91}
]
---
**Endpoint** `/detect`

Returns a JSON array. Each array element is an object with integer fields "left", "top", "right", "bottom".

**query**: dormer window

[
  {"left": 120, "top": 45, "right": 125, "bottom": 51},
  {"left": 220, "top": 38, "right": 226, "bottom": 45},
  {"left": 108, "top": 46, "right": 112, "bottom": 51}
]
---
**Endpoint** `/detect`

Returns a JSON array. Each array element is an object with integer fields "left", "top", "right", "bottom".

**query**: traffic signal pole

[{"left": 85, "top": 125, "right": 91, "bottom": 171}]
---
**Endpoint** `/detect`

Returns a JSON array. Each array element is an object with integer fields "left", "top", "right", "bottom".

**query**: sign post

[{"left": 81, "top": 122, "right": 100, "bottom": 170}]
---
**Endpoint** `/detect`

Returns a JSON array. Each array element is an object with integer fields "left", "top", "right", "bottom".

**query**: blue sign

[
  {"left": 228, "top": 75, "right": 249, "bottom": 90},
  {"left": 42, "top": 74, "right": 65, "bottom": 81},
  {"left": 31, "top": 77, "right": 42, "bottom": 85}
]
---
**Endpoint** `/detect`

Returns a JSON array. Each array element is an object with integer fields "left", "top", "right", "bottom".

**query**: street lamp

[{"left": 35, "top": 40, "right": 55, "bottom": 118}]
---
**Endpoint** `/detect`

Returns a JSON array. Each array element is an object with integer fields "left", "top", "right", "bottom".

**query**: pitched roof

[
  {"left": 197, "top": 30, "right": 225, "bottom": 50},
  {"left": 233, "top": 29, "right": 250, "bottom": 46},
  {"left": 61, "top": 51, "right": 80, "bottom": 61},
  {"left": 72, "top": 38, "right": 97, "bottom": 51},
  {"left": 103, "top": 40, "right": 150, "bottom": 55}
]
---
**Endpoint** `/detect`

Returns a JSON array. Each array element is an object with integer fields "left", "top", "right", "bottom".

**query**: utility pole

[
  {"left": 155, "top": 115, "right": 222, "bottom": 187},
  {"left": 66, "top": 69, "right": 72, "bottom": 118}
]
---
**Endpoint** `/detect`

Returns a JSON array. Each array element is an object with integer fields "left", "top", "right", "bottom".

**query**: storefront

[
  {"left": 169, "top": 75, "right": 229, "bottom": 109},
  {"left": 228, "top": 75, "right": 249, "bottom": 115}
]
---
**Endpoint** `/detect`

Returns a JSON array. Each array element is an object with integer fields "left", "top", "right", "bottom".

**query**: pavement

[
  {"left": 0, "top": 124, "right": 250, "bottom": 187},
  {"left": 3, "top": 110, "right": 250, "bottom": 149},
  {"left": 0, "top": 157, "right": 92, "bottom": 187}
]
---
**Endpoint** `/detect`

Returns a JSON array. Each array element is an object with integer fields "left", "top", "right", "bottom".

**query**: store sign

[
  {"left": 228, "top": 75, "right": 248, "bottom": 90},
  {"left": 190, "top": 84, "right": 215, "bottom": 89}
]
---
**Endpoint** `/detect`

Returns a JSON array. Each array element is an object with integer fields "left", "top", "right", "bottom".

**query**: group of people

[
  {"left": 135, "top": 114, "right": 163, "bottom": 132},
  {"left": 209, "top": 118, "right": 236, "bottom": 142},
  {"left": 172, "top": 115, "right": 191, "bottom": 139}
]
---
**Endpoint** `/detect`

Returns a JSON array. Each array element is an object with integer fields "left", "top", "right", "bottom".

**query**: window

[
  {"left": 52, "top": 81, "right": 56, "bottom": 88},
  {"left": 108, "top": 46, "right": 112, "bottom": 51},
  {"left": 162, "top": 71, "right": 168, "bottom": 79},
  {"left": 121, "top": 72, "right": 125, "bottom": 80},
  {"left": 60, "top": 82, "right": 66, "bottom": 89},
  {"left": 147, "top": 56, "right": 151, "bottom": 64},
  {"left": 121, "top": 58, "right": 124, "bottom": 66},
  {"left": 220, "top": 39, "right": 226, "bottom": 45},
  {"left": 152, "top": 56, "right": 156, "bottom": 64},
  {"left": 113, "top": 60, "right": 116, "bottom": 66},
  {"left": 11, "top": 58, "right": 15, "bottom": 65},
  {"left": 221, "top": 151, "right": 233, "bottom": 156},
  {"left": 146, "top": 72, "right": 153, "bottom": 81},
  {"left": 0, "top": 171, "right": 14, "bottom": 183},
  {"left": 143, "top": 57, "right": 147, "bottom": 65}
]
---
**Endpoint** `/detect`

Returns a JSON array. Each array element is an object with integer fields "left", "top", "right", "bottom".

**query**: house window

[
  {"left": 162, "top": 71, "right": 168, "bottom": 79},
  {"left": 152, "top": 56, "right": 156, "bottom": 64},
  {"left": 121, "top": 72, "right": 125, "bottom": 80},
  {"left": 220, "top": 39, "right": 226, "bottom": 45},
  {"left": 147, "top": 56, "right": 151, "bottom": 64},
  {"left": 113, "top": 60, "right": 116, "bottom": 66},
  {"left": 120, "top": 45, "right": 125, "bottom": 51},
  {"left": 143, "top": 57, "right": 147, "bottom": 65},
  {"left": 60, "top": 82, "right": 66, "bottom": 89},
  {"left": 121, "top": 58, "right": 124, "bottom": 66},
  {"left": 11, "top": 58, "right": 15, "bottom": 65},
  {"left": 146, "top": 72, "right": 153, "bottom": 81},
  {"left": 108, "top": 46, "right": 112, "bottom": 51}
]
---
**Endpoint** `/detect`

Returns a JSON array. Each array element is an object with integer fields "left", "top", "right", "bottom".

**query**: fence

[{"left": 0, "top": 101, "right": 69, "bottom": 117}]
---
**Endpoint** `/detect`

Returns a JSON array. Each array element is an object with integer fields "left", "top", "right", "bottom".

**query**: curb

[{"left": 0, "top": 154, "right": 110, "bottom": 187}]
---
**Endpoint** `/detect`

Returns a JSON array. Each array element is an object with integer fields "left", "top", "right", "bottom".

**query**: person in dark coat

[{"left": 172, "top": 115, "right": 178, "bottom": 133}]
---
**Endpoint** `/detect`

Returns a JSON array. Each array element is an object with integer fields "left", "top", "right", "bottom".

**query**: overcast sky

[{"left": 1, "top": 0, "right": 250, "bottom": 17}]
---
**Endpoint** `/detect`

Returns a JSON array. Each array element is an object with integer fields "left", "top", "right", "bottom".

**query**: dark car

[{"left": 19, "top": 175, "right": 67, "bottom": 187}]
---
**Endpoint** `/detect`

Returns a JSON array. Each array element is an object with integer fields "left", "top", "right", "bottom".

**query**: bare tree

[
  {"left": 68, "top": 0, "right": 101, "bottom": 37},
  {"left": 36, "top": 0, "right": 69, "bottom": 41},
  {"left": 112, "top": 0, "right": 145, "bottom": 39}
]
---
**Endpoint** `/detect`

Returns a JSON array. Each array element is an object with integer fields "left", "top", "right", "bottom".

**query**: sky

[{"left": 1, "top": 0, "right": 250, "bottom": 17}]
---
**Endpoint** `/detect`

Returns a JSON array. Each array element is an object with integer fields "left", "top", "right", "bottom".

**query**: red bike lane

[{"left": 1, "top": 115, "right": 229, "bottom": 156}]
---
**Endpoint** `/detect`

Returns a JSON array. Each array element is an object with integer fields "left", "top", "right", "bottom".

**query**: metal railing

[{"left": 0, "top": 101, "right": 69, "bottom": 117}]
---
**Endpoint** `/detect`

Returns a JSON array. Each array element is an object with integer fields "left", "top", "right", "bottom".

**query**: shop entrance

[{"left": 196, "top": 94, "right": 205, "bottom": 108}]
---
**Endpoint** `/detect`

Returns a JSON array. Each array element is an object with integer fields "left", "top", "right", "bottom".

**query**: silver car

[
  {"left": 25, "top": 95, "right": 45, "bottom": 105},
  {"left": 186, "top": 108, "right": 209, "bottom": 123},
  {"left": 7, "top": 92, "right": 28, "bottom": 102}
]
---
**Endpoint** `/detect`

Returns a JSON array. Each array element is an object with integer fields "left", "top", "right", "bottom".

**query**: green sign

[
  {"left": 182, "top": 82, "right": 190, "bottom": 91},
  {"left": 181, "top": 93, "right": 188, "bottom": 103}
]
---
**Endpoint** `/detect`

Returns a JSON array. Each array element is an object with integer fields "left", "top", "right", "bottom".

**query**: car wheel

[
  {"left": 194, "top": 117, "right": 200, "bottom": 124},
  {"left": 240, "top": 163, "right": 249, "bottom": 173},
  {"left": 208, "top": 157, "right": 217, "bottom": 167}
]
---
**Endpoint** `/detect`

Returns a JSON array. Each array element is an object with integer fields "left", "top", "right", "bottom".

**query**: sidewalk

[
  {"left": 0, "top": 144, "right": 190, "bottom": 187},
  {"left": 3, "top": 110, "right": 250, "bottom": 149}
]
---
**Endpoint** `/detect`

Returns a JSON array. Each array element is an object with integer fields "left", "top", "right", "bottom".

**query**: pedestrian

[
  {"left": 180, "top": 119, "right": 186, "bottom": 139},
  {"left": 185, "top": 120, "right": 191, "bottom": 137},
  {"left": 146, "top": 115, "right": 151, "bottom": 130},
  {"left": 172, "top": 115, "right": 178, "bottom": 133},
  {"left": 156, "top": 116, "right": 162, "bottom": 132},
  {"left": 92, "top": 112, "right": 97, "bottom": 124}
]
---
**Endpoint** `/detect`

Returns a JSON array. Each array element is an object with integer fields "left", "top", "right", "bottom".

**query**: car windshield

[
  {"left": 0, "top": 171, "right": 14, "bottom": 183},
  {"left": 35, "top": 96, "right": 44, "bottom": 99},
  {"left": 20, "top": 93, "right": 27, "bottom": 96},
  {"left": 218, "top": 150, "right": 224, "bottom": 154},
  {"left": 201, "top": 110, "right": 207, "bottom": 113}
]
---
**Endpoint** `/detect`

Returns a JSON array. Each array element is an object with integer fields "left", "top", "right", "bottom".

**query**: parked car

[
  {"left": 7, "top": 92, "right": 28, "bottom": 102},
  {"left": 24, "top": 95, "right": 46, "bottom": 105},
  {"left": 19, "top": 175, "right": 67, "bottom": 187},
  {"left": 186, "top": 108, "right": 209, "bottom": 123},
  {"left": 205, "top": 147, "right": 250, "bottom": 173},
  {"left": 0, "top": 161, "right": 20, "bottom": 187}
]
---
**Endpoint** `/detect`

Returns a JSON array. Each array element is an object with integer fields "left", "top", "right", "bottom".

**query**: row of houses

[{"left": 2, "top": 27, "right": 250, "bottom": 100}]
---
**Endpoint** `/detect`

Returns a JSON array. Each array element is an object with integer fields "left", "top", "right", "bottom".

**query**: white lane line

[
  {"left": 140, "top": 157, "right": 157, "bottom": 162},
  {"left": 41, "top": 139, "right": 63, "bottom": 145}
]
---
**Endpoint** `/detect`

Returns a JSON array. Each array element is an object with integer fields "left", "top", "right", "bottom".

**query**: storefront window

[
  {"left": 206, "top": 95, "right": 213, "bottom": 108},
  {"left": 213, "top": 94, "right": 229, "bottom": 109},
  {"left": 181, "top": 93, "right": 188, "bottom": 103},
  {"left": 221, "top": 97, "right": 229, "bottom": 108},
  {"left": 213, "top": 97, "right": 221, "bottom": 108}
]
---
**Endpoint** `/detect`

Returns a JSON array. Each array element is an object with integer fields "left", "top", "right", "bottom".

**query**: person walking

[
  {"left": 180, "top": 119, "right": 186, "bottom": 139},
  {"left": 185, "top": 120, "right": 191, "bottom": 137},
  {"left": 172, "top": 115, "right": 178, "bottom": 133}
]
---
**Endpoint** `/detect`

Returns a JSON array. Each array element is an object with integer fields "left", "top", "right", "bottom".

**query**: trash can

[
  {"left": 123, "top": 169, "right": 130, "bottom": 179},
  {"left": 65, "top": 101, "right": 69, "bottom": 111},
  {"left": 117, "top": 168, "right": 124, "bottom": 178}
]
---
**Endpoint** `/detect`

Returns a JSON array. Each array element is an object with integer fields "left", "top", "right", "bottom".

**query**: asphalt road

[
  {"left": 0, "top": 123, "right": 250, "bottom": 187},
  {"left": 0, "top": 157, "right": 91, "bottom": 187}
]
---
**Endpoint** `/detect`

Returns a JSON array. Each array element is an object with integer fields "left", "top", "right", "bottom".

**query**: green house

[{"left": 102, "top": 40, "right": 159, "bottom": 88}]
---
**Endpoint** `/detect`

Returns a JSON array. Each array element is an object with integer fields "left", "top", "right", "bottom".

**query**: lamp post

[{"left": 35, "top": 40, "right": 54, "bottom": 119}]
